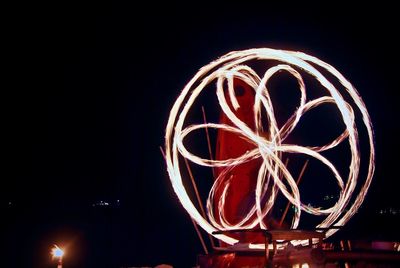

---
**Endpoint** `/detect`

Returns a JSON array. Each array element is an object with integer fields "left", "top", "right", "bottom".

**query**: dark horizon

[{"left": 2, "top": 3, "right": 399, "bottom": 267}]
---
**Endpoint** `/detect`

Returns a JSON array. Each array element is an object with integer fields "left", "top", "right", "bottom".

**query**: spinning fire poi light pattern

[{"left": 164, "top": 48, "right": 375, "bottom": 247}]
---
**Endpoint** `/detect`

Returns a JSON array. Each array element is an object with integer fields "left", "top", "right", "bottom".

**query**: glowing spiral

[{"left": 164, "top": 48, "right": 375, "bottom": 247}]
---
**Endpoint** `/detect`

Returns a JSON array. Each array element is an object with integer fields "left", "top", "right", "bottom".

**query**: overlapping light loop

[{"left": 165, "top": 48, "right": 375, "bottom": 247}]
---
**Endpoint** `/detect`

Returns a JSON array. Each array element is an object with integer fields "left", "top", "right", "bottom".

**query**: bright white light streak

[{"left": 164, "top": 48, "right": 375, "bottom": 247}]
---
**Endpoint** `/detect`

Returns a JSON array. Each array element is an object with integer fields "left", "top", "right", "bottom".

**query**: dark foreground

[{"left": 3, "top": 201, "right": 399, "bottom": 268}]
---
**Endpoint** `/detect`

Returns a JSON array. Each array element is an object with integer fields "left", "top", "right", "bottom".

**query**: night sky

[{"left": 3, "top": 3, "right": 399, "bottom": 268}]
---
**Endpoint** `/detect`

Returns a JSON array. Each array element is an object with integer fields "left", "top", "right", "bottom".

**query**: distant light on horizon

[
  {"left": 378, "top": 207, "right": 400, "bottom": 215},
  {"left": 91, "top": 199, "right": 121, "bottom": 207}
]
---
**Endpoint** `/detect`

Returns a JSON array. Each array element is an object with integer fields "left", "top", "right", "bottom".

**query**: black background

[{"left": 2, "top": 3, "right": 399, "bottom": 267}]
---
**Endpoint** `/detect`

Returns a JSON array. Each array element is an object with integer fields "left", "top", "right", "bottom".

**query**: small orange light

[{"left": 51, "top": 245, "right": 64, "bottom": 258}]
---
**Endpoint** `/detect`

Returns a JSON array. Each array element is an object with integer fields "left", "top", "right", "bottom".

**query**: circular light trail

[{"left": 164, "top": 48, "right": 375, "bottom": 247}]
